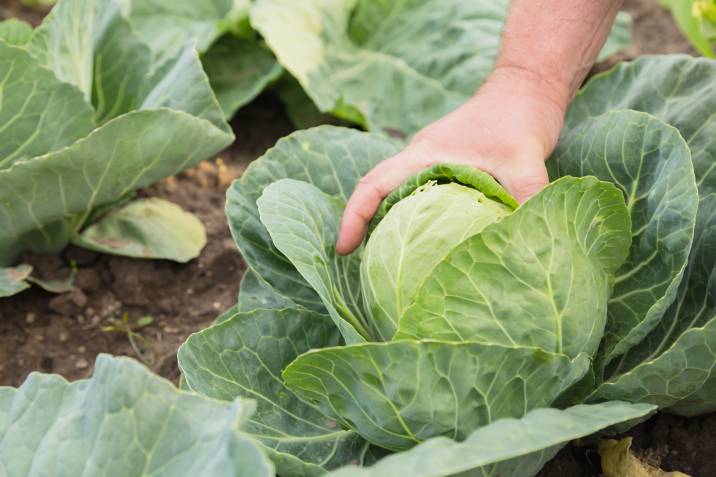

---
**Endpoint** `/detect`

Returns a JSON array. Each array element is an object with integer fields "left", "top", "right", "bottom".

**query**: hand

[{"left": 336, "top": 67, "right": 569, "bottom": 255}]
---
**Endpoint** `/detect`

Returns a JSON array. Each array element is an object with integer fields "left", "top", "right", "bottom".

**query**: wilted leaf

[
  {"left": 73, "top": 198, "right": 207, "bottom": 262},
  {"left": 600, "top": 437, "right": 690, "bottom": 477}
]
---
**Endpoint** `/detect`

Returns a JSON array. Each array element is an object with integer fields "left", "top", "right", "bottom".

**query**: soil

[{"left": 0, "top": 0, "right": 714, "bottom": 476}]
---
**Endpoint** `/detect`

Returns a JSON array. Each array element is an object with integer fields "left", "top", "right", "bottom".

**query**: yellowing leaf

[{"left": 599, "top": 438, "right": 690, "bottom": 477}]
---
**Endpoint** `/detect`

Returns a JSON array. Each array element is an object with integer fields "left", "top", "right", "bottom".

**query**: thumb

[{"left": 493, "top": 160, "right": 549, "bottom": 204}]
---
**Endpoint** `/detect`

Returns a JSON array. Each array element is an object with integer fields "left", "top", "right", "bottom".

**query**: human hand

[{"left": 336, "top": 67, "right": 569, "bottom": 255}]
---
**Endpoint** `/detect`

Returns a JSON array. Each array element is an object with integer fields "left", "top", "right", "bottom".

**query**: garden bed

[{"left": 0, "top": 0, "right": 713, "bottom": 476}]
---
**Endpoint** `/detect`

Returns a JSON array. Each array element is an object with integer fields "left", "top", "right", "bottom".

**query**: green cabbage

[{"left": 362, "top": 181, "right": 512, "bottom": 339}]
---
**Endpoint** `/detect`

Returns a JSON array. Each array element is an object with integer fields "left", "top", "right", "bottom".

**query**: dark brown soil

[
  {"left": 0, "top": 0, "right": 49, "bottom": 26},
  {"left": 1, "top": 0, "right": 714, "bottom": 476}
]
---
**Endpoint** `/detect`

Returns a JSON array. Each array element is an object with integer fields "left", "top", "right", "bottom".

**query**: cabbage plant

[
  {"left": 176, "top": 54, "right": 716, "bottom": 476},
  {"left": 0, "top": 0, "right": 236, "bottom": 296}
]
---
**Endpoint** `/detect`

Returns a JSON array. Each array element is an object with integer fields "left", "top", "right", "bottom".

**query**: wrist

[{"left": 485, "top": 64, "right": 573, "bottom": 117}]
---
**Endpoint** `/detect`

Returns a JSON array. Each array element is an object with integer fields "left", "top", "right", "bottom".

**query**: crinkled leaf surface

[
  {"left": 0, "top": 42, "right": 94, "bottom": 169},
  {"left": 226, "top": 126, "right": 401, "bottom": 312},
  {"left": 0, "top": 264, "right": 32, "bottom": 298},
  {"left": 549, "top": 110, "right": 698, "bottom": 370},
  {"left": 283, "top": 341, "right": 587, "bottom": 451},
  {"left": 397, "top": 177, "right": 631, "bottom": 359},
  {"left": 0, "top": 354, "right": 274, "bottom": 477},
  {"left": 258, "top": 179, "right": 371, "bottom": 343},
  {"left": 666, "top": 322, "right": 716, "bottom": 416},
  {"left": 203, "top": 35, "right": 282, "bottom": 119},
  {"left": 251, "top": 0, "right": 631, "bottom": 136},
  {"left": 590, "top": 315, "right": 716, "bottom": 416},
  {"left": 0, "top": 19, "right": 32, "bottom": 46},
  {"left": 324, "top": 402, "right": 654, "bottom": 477},
  {"left": 73, "top": 198, "right": 207, "bottom": 262},
  {"left": 179, "top": 308, "right": 369, "bottom": 476},
  {"left": 237, "top": 268, "right": 300, "bottom": 313},
  {"left": 0, "top": 109, "right": 231, "bottom": 265},
  {"left": 566, "top": 56, "right": 716, "bottom": 382}
]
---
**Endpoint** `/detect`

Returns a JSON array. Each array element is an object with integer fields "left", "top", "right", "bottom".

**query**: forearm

[{"left": 490, "top": 0, "right": 623, "bottom": 112}]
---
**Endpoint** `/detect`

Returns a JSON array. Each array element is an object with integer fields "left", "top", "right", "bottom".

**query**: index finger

[{"left": 336, "top": 153, "right": 428, "bottom": 255}]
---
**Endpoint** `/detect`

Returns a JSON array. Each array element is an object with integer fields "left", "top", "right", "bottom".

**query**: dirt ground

[{"left": 0, "top": 0, "right": 713, "bottom": 476}]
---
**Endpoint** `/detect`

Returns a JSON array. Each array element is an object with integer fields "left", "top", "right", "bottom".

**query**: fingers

[
  {"left": 336, "top": 145, "right": 549, "bottom": 256},
  {"left": 492, "top": 158, "right": 549, "bottom": 203},
  {"left": 336, "top": 153, "right": 428, "bottom": 255}
]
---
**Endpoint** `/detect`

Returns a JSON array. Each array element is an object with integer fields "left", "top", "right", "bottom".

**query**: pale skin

[{"left": 336, "top": 0, "right": 624, "bottom": 255}]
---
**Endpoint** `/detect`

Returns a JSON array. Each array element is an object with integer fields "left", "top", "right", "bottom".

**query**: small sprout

[{"left": 102, "top": 312, "right": 156, "bottom": 365}]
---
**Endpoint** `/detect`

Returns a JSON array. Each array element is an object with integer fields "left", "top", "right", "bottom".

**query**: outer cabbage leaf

[
  {"left": 258, "top": 179, "right": 371, "bottom": 343},
  {"left": 324, "top": 402, "right": 655, "bottom": 477},
  {"left": 283, "top": 340, "right": 588, "bottom": 451},
  {"left": 202, "top": 35, "right": 283, "bottom": 119},
  {"left": 397, "top": 177, "right": 631, "bottom": 359},
  {"left": 0, "top": 354, "right": 273, "bottom": 477},
  {"left": 0, "top": 109, "right": 231, "bottom": 264},
  {"left": 225, "top": 126, "right": 401, "bottom": 312},
  {"left": 27, "top": 0, "right": 154, "bottom": 122},
  {"left": 179, "top": 307, "right": 370, "bottom": 476},
  {"left": 26, "top": 0, "right": 233, "bottom": 127},
  {"left": 214, "top": 303, "right": 239, "bottom": 325},
  {"left": 565, "top": 56, "right": 716, "bottom": 385},
  {"left": 590, "top": 315, "right": 716, "bottom": 416},
  {"left": 237, "top": 268, "right": 299, "bottom": 313},
  {"left": 549, "top": 110, "right": 698, "bottom": 370},
  {"left": 0, "top": 42, "right": 94, "bottom": 169},
  {"left": 251, "top": 0, "right": 631, "bottom": 136},
  {"left": 118, "top": 0, "right": 280, "bottom": 119},
  {"left": 278, "top": 76, "right": 339, "bottom": 130},
  {"left": 0, "top": 19, "right": 33, "bottom": 46}
]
